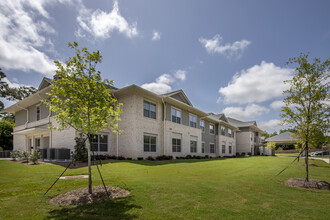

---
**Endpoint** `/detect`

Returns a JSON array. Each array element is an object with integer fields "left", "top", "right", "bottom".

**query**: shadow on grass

[
  {"left": 47, "top": 197, "right": 141, "bottom": 220},
  {"left": 49, "top": 156, "right": 252, "bottom": 169}
]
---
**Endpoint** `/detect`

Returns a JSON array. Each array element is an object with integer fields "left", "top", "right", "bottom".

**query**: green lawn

[{"left": 0, "top": 157, "right": 329, "bottom": 219}]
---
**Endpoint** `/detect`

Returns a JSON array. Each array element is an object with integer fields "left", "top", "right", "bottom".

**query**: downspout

[{"left": 162, "top": 98, "right": 166, "bottom": 155}]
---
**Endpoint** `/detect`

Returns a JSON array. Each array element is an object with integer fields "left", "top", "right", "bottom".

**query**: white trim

[
  {"left": 209, "top": 123, "right": 215, "bottom": 135},
  {"left": 189, "top": 113, "right": 197, "bottom": 128},
  {"left": 210, "top": 142, "right": 215, "bottom": 154},
  {"left": 171, "top": 106, "right": 182, "bottom": 124},
  {"left": 200, "top": 120, "right": 205, "bottom": 133},
  {"left": 143, "top": 100, "right": 157, "bottom": 120}
]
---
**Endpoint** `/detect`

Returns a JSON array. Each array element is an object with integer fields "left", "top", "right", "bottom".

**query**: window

[
  {"left": 172, "top": 133, "right": 182, "bottom": 152},
  {"left": 221, "top": 126, "right": 225, "bottom": 135},
  {"left": 144, "top": 101, "right": 156, "bottom": 119},
  {"left": 228, "top": 128, "right": 232, "bottom": 137},
  {"left": 210, "top": 143, "right": 215, "bottom": 153},
  {"left": 202, "top": 142, "right": 205, "bottom": 153},
  {"left": 190, "top": 136, "right": 197, "bottom": 153},
  {"left": 91, "top": 134, "right": 108, "bottom": 152},
  {"left": 200, "top": 120, "right": 205, "bottom": 132},
  {"left": 210, "top": 124, "right": 215, "bottom": 134},
  {"left": 229, "top": 143, "right": 232, "bottom": 154},
  {"left": 189, "top": 115, "right": 197, "bottom": 128},
  {"left": 144, "top": 134, "right": 156, "bottom": 152},
  {"left": 36, "top": 106, "right": 40, "bottom": 121},
  {"left": 171, "top": 108, "right": 181, "bottom": 124},
  {"left": 222, "top": 141, "right": 226, "bottom": 154}
]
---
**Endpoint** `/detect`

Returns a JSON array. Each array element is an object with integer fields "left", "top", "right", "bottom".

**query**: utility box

[{"left": 55, "top": 148, "right": 70, "bottom": 161}]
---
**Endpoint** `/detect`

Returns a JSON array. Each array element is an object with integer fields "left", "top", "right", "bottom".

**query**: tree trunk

[
  {"left": 87, "top": 134, "right": 92, "bottom": 194},
  {"left": 305, "top": 142, "right": 309, "bottom": 182}
]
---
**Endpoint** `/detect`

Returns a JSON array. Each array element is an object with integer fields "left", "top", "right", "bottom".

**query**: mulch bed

[
  {"left": 283, "top": 178, "right": 330, "bottom": 190},
  {"left": 50, "top": 186, "right": 130, "bottom": 206}
]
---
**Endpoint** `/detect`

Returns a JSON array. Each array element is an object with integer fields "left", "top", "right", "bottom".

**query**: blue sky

[{"left": 1, "top": 0, "right": 329, "bottom": 132}]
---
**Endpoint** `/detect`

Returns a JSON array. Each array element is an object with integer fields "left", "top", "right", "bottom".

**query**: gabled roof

[
  {"left": 227, "top": 117, "right": 257, "bottom": 127},
  {"left": 161, "top": 90, "right": 192, "bottom": 106},
  {"left": 265, "top": 131, "right": 297, "bottom": 143},
  {"left": 38, "top": 77, "right": 53, "bottom": 90},
  {"left": 208, "top": 113, "right": 228, "bottom": 122}
]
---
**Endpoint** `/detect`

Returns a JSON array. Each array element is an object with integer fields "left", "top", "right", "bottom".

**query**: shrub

[
  {"left": 195, "top": 156, "right": 201, "bottom": 159},
  {"left": 137, "top": 157, "right": 143, "bottom": 160},
  {"left": 108, "top": 155, "right": 117, "bottom": 160},
  {"left": 30, "top": 150, "right": 40, "bottom": 164},
  {"left": 22, "top": 151, "right": 30, "bottom": 162},
  {"left": 204, "top": 155, "right": 209, "bottom": 159},
  {"left": 0, "top": 147, "right": 3, "bottom": 151},
  {"left": 10, "top": 150, "right": 21, "bottom": 161},
  {"left": 156, "top": 155, "right": 173, "bottom": 160},
  {"left": 241, "top": 152, "right": 246, "bottom": 156},
  {"left": 126, "top": 157, "right": 132, "bottom": 160},
  {"left": 117, "top": 156, "right": 126, "bottom": 160},
  {"left": 248, "top": 152, "right": 252, "bottom": 156},
  {"left": 186, "top": 155, "right": 192, "bottom": 159},
  {"left": 236, "top": 152, "right": 240, "bottom": 157},
  {"left": 73, "top": 134, "right": 88, "bottom": 162},
  {"left": 146, "top": 156, "right": 155, "bottom": 161}
]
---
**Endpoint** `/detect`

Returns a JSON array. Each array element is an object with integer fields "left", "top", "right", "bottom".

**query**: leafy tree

[
  {"left": 281, "top": 53, "right": 329, "bottom": 182},
  {"left": 261, "top": 131, "right": 278, "bottom": 139},
  {"left": 43, "top": 42, "right": 121, "bottom": 194},
  {"left": 0, "top": 68, "right": 37, "bottom": 111},
  {"left": 0, "top": 118, "right": 14, "bottom": 150},
  {"left": 279, "top": 128, "right": 296, "bottom": 134},
  {"left": 265, "top": 142, "right": 276, "bottom": 151}
]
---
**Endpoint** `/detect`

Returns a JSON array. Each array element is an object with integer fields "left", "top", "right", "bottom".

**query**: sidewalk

[{"left": 309, "top": 157, "right": 330, "bottom": 164}]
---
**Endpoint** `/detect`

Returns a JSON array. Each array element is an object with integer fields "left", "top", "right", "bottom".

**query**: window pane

[
  {"left": 150, "top": 104, "right": 156, "bottom": 112},
  {"left": 177, "top": 139, "right": 181, "bottom": 146},
  {"left": 144, "top": 102, "right": 149, "bottom": 110},
  {"left": 151, "top": 111, "right": 156, "bottom": 119},
  {"left": 172, "top": 146, "right": 176, "bottom": 152},
  {"left": 177, "top": 146, "right": 181, "bottom": 152},
  {"left": 91, "top": 143, "right": 98, "bottom": 151},
  {"left": 91, "top": 134, "right": 98, "bottom": 143},
  {"left": 144, "top": 109, "right": 149, "bottom": 117},
  {"left": 151, "top": 136, "right": 156, "bottom": 145},
  {"left": 177, "top": 118, "right": 181, "bottom": 124},
  {"left": 151, "top": 144, "right": 156, "bottom": 152},
  {"left": 144, "top": 144, "right": 150, "bottom": 152},
  {"left": 177, "top": 110, "right": 181, "bottom": 117},
  {"left": 100, "top": 135, "right": 107, "bottom": 143},
  {"left": 172, "top": 108, "right": 176, "bottom": 116},
  {"left": 144, "top": 135, "right": 149, "bottom": 144},
  {"left": 172, "top": 138, "right": 176, "bottom": 146},
  {"left": 172, "top": 115, "right": 176, "bottom": 123},
  {"left": 100, "top": 143, "right": 108, "bottom": 152}
]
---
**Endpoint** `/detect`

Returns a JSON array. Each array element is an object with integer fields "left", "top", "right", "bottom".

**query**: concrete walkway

[{"left": 309, "top": 157, "right": 330, "bottom": 164}]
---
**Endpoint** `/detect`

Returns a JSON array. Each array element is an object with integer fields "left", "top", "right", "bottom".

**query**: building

[
  {"left": 227, "top": 117, "right": 265, "bottom": 155},
  {"left": 4, "top": 77, "right": 252, "bottom": 160}
]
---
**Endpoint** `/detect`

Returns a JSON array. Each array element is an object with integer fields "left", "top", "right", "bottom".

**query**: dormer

[
  {"left": 38, "top": 77, "right": 53, "bottom": 91},
  {"left": 161, "top": 90, "right": 193, "bottom": 106}
]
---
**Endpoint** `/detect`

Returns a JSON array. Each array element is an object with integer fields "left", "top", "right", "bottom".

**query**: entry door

[{"left": 35, "top": 138, "right": 41, "bottom": 150}]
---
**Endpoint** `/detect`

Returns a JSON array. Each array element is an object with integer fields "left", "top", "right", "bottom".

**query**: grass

[{"left": 0, "top": 157, "right": 329, "bottom": 219}]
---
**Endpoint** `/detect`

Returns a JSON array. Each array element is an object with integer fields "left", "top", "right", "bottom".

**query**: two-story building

[{"left": 4, "top": 77, "right": 241, "bottom": 160}]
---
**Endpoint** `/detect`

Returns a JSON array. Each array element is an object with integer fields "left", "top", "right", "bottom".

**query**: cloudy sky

[{"left": 1, "top": 0, "right": 329, "bottom": 132}]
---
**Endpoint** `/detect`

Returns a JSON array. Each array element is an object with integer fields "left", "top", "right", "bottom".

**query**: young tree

[
  {"left": 43, "top": 42, "right": 121, "bottom": 194},
  {"left": 281, "top": 53, "right": 329, "bottom": 182}
]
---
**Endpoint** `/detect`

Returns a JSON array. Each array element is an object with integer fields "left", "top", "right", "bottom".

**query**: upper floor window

[
  {"left": 144, "top": 134, "right": 156, "bottom": 152},
  {"left": 200, "top": 120, "right": 205, "bottom": 132},
  {"left": 228, "top": 128, "right": 232, "bottom": 137},
  {"left": 36, "top": 106, "right": 40, "bottom": 121},
  {"left": 91, "top": 134, "right": 108, "bottom": 152},
  {"left": 171, "top": 108, "right": 181, "bottom": 124},
  {"left": 210, "top": 143, "right": 215, "bottom": 154},
  {"left": 190, "top": 136, "right": 197, "bottom": 153},
  {"left": 189, "top": 115, "right": 197, "bottom": 128},
  {"left": 221, "top": 126, "right": 225, "bottom": 135},
  {"left": 144, "top": 101, "right": 156, "bottom": 119},
  {"left": 209, "top": 124, "right": 215, "bottom": 135}
]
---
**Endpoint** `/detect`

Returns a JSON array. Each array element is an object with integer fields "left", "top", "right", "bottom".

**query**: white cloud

[
  {"left": 259, "top": 119, "right": 283, "bottom": 132},
  {"left": 222, "top": 104, "right": 269, "bottom": 120},
  {"left": 270, "top": 100, "right": 285, "bottom": 110},
  {"left": 174, "top": 70, "right": 186, "bottom": 81},
  {"left": 142, "top": 70, "right": 186, "bottom": 94},
  {"left": 152, "top": 31, "right": 161, "bottom": 41},
  {"left": 199, "top": 34, "right": 251, "bottom": 58},
  {"left": 219, "top": 61, "right": 293, "bottom": 104},
  {"left": 76, "top": 0, "right": 138, "bottom": 39},
  {"left": 0, "top": 0, "right": 57, "bottom": 76}
]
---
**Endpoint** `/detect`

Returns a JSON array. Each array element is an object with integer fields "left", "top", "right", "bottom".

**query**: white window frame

[
  {"left": 144, "top": 133, "right": 157, "bottom": 152},
  {"left": 190, "top": 136, "right": 197, "bottom": 153},
  {"left": 221, "top": 141, "right": 226, "bottom": 154},
  {"left": 200, "top": 120, "right": 205, "bottom": 132},
  {"left": 143, "top": 100, "right": 157, "bottom": 119},
  {"left": 171, "top": 107, "right": 181, "bottom": 124},
  {"left": 172, "top": 133, "right": 182, "bottom": 152},
  {"left": 209, "top": 123, "right": 215, "bottom": 135},
  {"left": 221, "top": 126, "right": 226, "bottom": 136},
  {"left": 201, "top": 141, "right": 205, "bottom": 153},
  {"left": 91, "top": 133, "right": 108, "bottom": 152},
  {"left": 228, "top": 128, "right": 232, "bottom": 137},
  {"left": 189, "top": 114, "right": 197, "bottom": 128},
  {"left": 210, "top": 143, "right": 215, "bottom": 154},
  {"left": 228, "top": 142, "right": 232, "bottom": 154}
]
